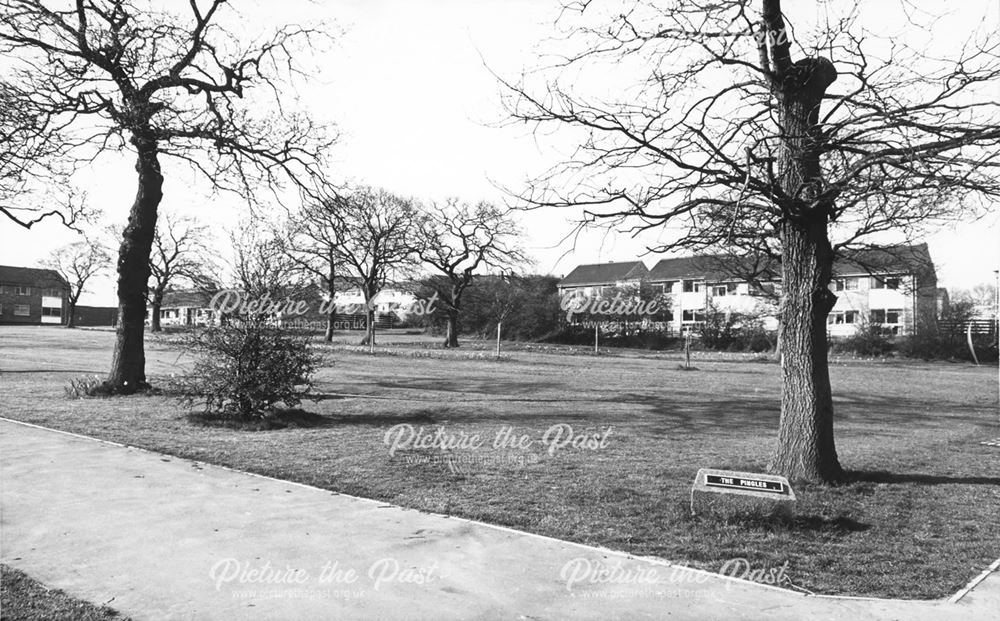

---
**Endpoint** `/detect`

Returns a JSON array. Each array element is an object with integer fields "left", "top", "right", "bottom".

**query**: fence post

[{"left": 496, "top": 321, "right": 501, "bottom": 359}]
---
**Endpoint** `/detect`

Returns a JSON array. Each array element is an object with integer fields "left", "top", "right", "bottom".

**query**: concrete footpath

[{"left": 1, "top": 418, "right": 997, "bottom": 621}]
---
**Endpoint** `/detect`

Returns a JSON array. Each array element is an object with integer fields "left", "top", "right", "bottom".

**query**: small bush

[{"left": 178, "top": 317, "right": 320, "bottom": 421}]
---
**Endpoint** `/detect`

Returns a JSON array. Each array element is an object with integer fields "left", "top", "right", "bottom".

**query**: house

[
  {"left": 0, "top": 265, "right": 69, "bottom": 325},
  {"left": 824, "top": 244, "right": 938, "bottom": 337},
  {"left": 561, "top": 243, "right": 940, "bottom": 338},
  {"left": 646, "top": 254, "right": 779, "bottom": 334},
  {"left": 556, "top": 261, "right": 649, "bottom": 299},
  {"left": 147, "top": 289, "right": 219, "bottom": 328}
]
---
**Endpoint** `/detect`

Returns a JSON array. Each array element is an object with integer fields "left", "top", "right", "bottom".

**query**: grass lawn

[
  {"left": 0, "top": 564, "right": 129, "bottom": 620},
  {"left": 1, "top": 325, "right": 998, "bottom": 599}
]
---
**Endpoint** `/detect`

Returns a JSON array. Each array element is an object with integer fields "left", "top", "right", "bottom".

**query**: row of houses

[
  {"left": 0, "top": 243, "right": 945, "bottom": 337},
  {"left": 556, "top": 244, "right": 942, "bottom": 337}
]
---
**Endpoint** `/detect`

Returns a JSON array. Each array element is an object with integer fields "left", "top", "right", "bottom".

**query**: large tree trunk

[
  {"left": 360, "top": 304, "right": 376, "bottom": 346},
  {"left": 107, "top": 135, "right": 162, "bottom": 393},
  {"left": 444, "top": 309, "right": 459, "bottom": 348},
  {"left": 150, "top": 289, "right": 163, "bottom": 332},
  {"left": 769, "top": 56, "right": 844, "bottom": 483},
  {"left": 66, "top": 299, "right": 77, "bottom": 329},
  {"left": 324, "top": 308, "right": 335, "bottom": 342}
]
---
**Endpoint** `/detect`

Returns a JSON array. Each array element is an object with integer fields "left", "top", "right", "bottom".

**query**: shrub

[
  {"left": 179, "top": 317, "right": 320, "bottom": 420},
  {"left": 897, "top": 331, "right": 998, "bottom": 363},
  {"left": 833, "top": 318, "right": 894, "bottom": 357}
]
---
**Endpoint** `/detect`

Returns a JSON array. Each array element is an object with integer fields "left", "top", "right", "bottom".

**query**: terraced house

[
  {"left": 557, "top": 244, "right": 940, "bottom": 337},
  {"left": 0, "top": 265, "right": 70, "bottom": 326}
]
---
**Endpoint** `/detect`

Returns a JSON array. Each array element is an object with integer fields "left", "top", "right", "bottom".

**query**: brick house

[{"left": 0, "top": 265, "right": 70, "bottom": 325}]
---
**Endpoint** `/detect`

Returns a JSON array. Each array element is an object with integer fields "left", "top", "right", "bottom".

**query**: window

[
  {"left": 870, "top": 309, "right": 903, "bottom": 324},
  {"left": 682, "top": 280, "right": 701, "bottom": 293},
  {"left": 872, "top": 276, "right": 901, "bottom": 290},
  {"left": 712, "top": 285, "right": 728, "bottom": 297},
  {"left": 661, "top": 281, "right": 676, "bottom": 293},
  {"left": 13, "top": 304, "right": 30, "bottom": 316},
  {"left": 44, "top": 288, "right": 64, "bottom": 297},
  {"left": 42, "top": 307, "right": 61, "bottom": 317},
  {"left": 682, "top": 310, "right": 707, "bottom": 322},
  {"left": 16, "top": 286, "right": 30, "bottom": 296},
  {"left": 828, "top": 311, "right": 858, "bottom": 325},
  {"left": 834, "top": 278, "right": 859, "bottom": 291}
]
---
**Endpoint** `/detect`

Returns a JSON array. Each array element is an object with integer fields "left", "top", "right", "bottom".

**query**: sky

[{"left": 1, "top": 0, "right": 998, "bottom": 305}]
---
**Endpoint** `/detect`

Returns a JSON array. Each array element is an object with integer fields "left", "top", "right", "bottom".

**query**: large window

[
  {"left": 682, "top": 309, "right": 707, "bottom": 322},
  {"left": 871, "top": 276, "right": 901, "bottom": 290},
  {"left": 42, "top": 307, "right": 61, "bottom": 317},
  {"left": 13, "top": 304, "right": 30, "bottom": 316},
  {"left": 16, "top": 285, "right": 30, "bottom": 295},
  {"left": 871, "top": 309, "right": 903, "bottom": 324},
  {"left": 682, "top": 280, "right": 701, "bottom": 293},
  {"left": 828, "top": 310, "right": 858, "bottom": 325}
]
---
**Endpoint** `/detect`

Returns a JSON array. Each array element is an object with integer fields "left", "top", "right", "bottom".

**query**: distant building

[
  {"left": 147, "top": 289, "right": 219, "bottom": 328},
  {"left": 556, "top": 261, "right": 649, "bottom": 298},
  {"left": 73, "top": 305, "right": 119, "bottom": 327},
  {"left": 557, "top": 244, "right": 941, "bottom": 337},
  {"left": 0, "top": 265, "right": 69, "bottom": 326}
]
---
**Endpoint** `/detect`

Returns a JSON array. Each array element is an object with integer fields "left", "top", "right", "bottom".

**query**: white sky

[{"left": 1, "top": 0, "right": 998, "bottom": 305}]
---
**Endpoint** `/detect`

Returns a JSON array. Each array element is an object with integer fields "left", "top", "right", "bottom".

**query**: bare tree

[
  {"left": 413, "top": 199, "right": 526, "bottom": 347},
  {"left": 505, "top": 0, "right": 1000, "bottom": 482},
  {"left": 44, "top": 239, "right": 110, "bottom": 328},
  {"left": 229, "top": 222, "right": 302, "bottom": 301},
  {"left": 147, "top": 213, "right": 218, "bottom": 332},
  {"left": 317, "top": 186, "right": 417, "bottom": 346},
  {"left": 1, "top": 1, "right": 333, "bottom": 392},
  {"left": 282, "top": 194, "right": 348, "bottom": 341}
]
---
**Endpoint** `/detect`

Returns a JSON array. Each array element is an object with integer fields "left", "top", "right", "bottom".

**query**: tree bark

[
  {"left": 769, "top": 56, "right": 845, "bottom": 483},
  {"left": 66, "top": 299, "right": 77, "bottom": 329},
  {"left": 107, "top": 135, "right": 162, "bottom": 393},
  {"left": 324, "top": 307, "right": 335, "bottom": 341},
  {"left": 324, "top": 266, "right": 336, "bottom": 342},
  {"left": 150, "top": 288, "right": 164, "bottom": 332},
  {"left": 444, "top": 308, "right": 459, "bottom": 348}
]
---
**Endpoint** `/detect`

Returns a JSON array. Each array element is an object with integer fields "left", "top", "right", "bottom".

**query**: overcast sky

[{"left": 1, "top": 0, "right": 998, "bottom": 305}]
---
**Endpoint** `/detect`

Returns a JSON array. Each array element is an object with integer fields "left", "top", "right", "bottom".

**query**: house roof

[
  {"left": 558, "top": 261, "right": 648, "bottom": 287},
  {"left": 160, "top": 289, "right": 218, "bottom": 308},
  {"left": 648, "top": 254, "right": 778, "bottom": 282},
  {"left": 0, "top": 265, "right": 69, "bottom": 288},
  {"left": 832, "top": 243, "right": 935, "bottom": 278},
  {"left": 645, "top": 244, "right": 934, "bottom": 283}
]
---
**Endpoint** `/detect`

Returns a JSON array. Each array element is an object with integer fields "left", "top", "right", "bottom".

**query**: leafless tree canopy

[
  {"left": 504, "top": 0, "right": 1000, "bottom": 260},
  {"left": 0, "top": 0, "right": 334, "bottom": 205},
  {"left": 412, "top": 199, "right": 527, "bottom": 347},
  {"left": 44, "top": 238, "right": 110, "bottom": 326}
]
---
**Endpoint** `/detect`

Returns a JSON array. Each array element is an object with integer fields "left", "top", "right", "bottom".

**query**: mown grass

[
  {"left": 0, "top": 565, "right": 129, "bottom": 621},
  {"left": 1, "top": 326, "right": 998, "bottom": 599}
]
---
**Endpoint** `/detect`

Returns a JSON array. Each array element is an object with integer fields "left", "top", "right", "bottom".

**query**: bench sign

[{"left": 705, "top": 474, "right": 785, "bottom": 494}]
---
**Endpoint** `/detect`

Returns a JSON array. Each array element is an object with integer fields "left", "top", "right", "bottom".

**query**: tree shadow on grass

[
  {"left": 847, "top": 470, "right": 1000, "bottom": 486},
  {"left": 185, "top": 408, "right": 440, "bottom": 431},
  {"left": 687, "top": 509, "right": 871, "bottom": 534}
]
